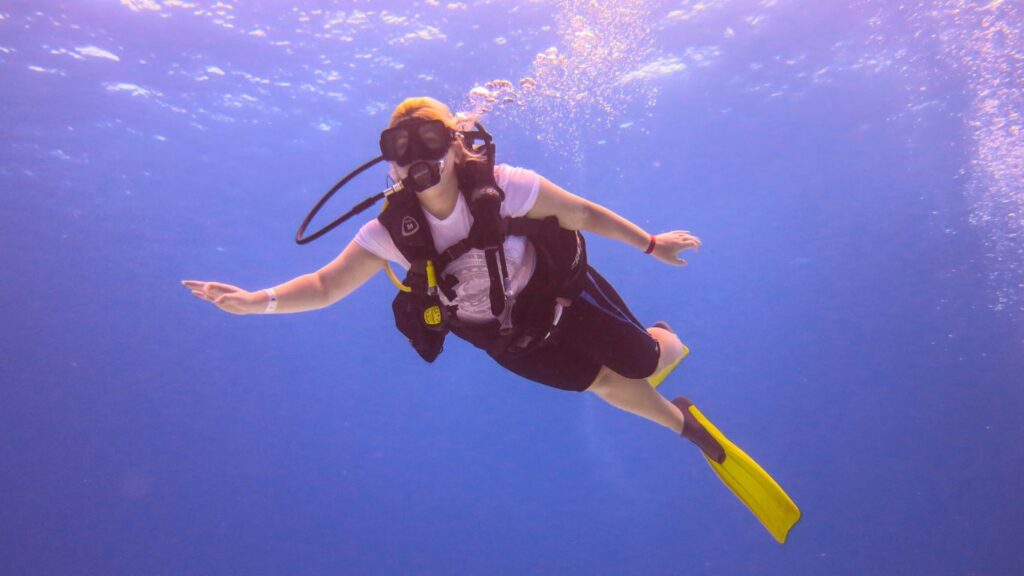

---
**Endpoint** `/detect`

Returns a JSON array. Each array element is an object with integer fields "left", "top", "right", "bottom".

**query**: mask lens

[
  {"left": 417, "top": 122, "right": 450, "bottom": 157},
  {"left": 393, "top": 130, "right": 410, "bottom": 157},
  {"left": 381, "top": 128, "right": 410, "bottom": 162}
]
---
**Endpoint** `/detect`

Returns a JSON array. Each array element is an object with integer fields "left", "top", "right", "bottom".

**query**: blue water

[{"left": 3, "top": 1, "right": 1023, "bottom": 575}]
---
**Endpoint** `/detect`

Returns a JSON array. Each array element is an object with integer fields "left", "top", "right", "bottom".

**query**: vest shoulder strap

[{"left": 377, "top": 189, "right": 438, "bottom": 271}]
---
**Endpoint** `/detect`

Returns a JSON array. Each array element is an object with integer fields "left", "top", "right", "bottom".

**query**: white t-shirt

[{"left": 354, "top": 163, "right": 542, "bottom": 324}]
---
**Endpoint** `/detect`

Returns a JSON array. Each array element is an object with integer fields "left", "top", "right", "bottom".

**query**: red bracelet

[{"left": 644, "top": 234, "right": 656, "bottom": 254}]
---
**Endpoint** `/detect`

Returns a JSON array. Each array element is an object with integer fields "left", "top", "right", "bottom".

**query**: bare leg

[{"left": 587, "top": 326, "right": 688, "bottom": 434}]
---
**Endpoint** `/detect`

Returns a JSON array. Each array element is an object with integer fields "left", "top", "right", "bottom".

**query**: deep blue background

[{"left": 2, "top": 1, "right": 1022, "bottom": 575}]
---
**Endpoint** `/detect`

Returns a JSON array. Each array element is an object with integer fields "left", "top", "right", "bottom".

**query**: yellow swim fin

[{"left": 684, "top": 402, "right": 802, "bottom": 543}]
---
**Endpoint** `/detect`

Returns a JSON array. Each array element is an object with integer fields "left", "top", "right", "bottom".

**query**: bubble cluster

[
  {"left": 914, "top": 0, "right": 1024, "bottom": 312},
  {"left": 458, "top": 0, "right": 659, "bottom": 162}
]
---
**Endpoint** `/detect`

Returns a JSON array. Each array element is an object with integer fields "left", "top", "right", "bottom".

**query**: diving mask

[
  {"left": 379, "top": 118, "right": 455, "bottom": 167},
  {"left": 296, "top": 119, "right": 494, "bottom": 245}
]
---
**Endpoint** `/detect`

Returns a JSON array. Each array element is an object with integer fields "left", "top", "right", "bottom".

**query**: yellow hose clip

[
  {"left": 423, "top": 259, "right": 442, "bottom": 326},
  {"left": 425, "top": 259, "right": 438, "bottom": 291}
]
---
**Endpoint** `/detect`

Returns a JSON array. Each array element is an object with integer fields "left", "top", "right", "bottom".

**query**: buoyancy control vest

[{"left": 379, "top": 166, "right": 588, "bottom": 363}]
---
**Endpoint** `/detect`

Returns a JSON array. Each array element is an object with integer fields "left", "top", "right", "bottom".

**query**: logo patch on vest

[{"left": 401, "top": 216, "right": 420, "bottom": 237}]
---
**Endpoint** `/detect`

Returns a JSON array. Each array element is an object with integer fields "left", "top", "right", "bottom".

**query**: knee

[
  {"left": 648, "top": 329, "right": 684, "bottom": 367},
  {"left": 586, "top": 365, "right": 614, "bottom": 394}
]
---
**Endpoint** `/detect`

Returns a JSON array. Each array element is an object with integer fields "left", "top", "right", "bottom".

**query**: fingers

[
  {"left": 662, "top": 231, "right": 701, "bottom": 251},
  {"left": 678, "top": 231, "right": 701, "bottom": 248},
  {"left": 658, "top": 253, "right": 688, "bottom": 267},
  {"left": 187, "top": 283, "right": 223, "bottom": 304},
  {"left": 183, "top": 280, "right": 219, "bottom": 296},
  {"left": 190, "top": 290, "right": 221, "bottom": 306},
  {"left": 651, "top": 231, "right": 700, "bottom": 267},
  {"left": 202, "top": 282, "right": 237, "bottom": 299},
  {"left": 182, "top": 280, "right": 237, "bottom": 290},
  {"left": 181, "top": 280, "right": 240, "bottom": 301},
  {"left": 189, "top": 288, "right": 243, "bottom": 313},
  {"left": 186, "top": 281, "right": 214, "bottom": 301}
]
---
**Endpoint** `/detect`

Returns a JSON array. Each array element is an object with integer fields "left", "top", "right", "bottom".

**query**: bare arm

[
  {"left": 526, "top": 175, "right": 702, "bottom": 266},
  {"left": 315, "top": 238, "right": 388, "bottom": 305},
  {"left": 183, "top": 239, "right": 387, "bottom": 315}
]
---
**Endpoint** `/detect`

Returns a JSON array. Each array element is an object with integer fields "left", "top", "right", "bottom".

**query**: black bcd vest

[{"left": 378, "top": 176, "right": 588, "bottom": 363}]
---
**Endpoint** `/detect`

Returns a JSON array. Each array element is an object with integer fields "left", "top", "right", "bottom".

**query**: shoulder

[
  {"left": 356, "top": 217, "right": 386, "bottom": 236},
  {"left": 494, "top": 163, "right": 542, "bottom": 218},
  {"left": 353, "top": 218, "right": 394, "bottom": 254},
  {"left": 494, "top": 163, "right": 540, "bottom": 190}
]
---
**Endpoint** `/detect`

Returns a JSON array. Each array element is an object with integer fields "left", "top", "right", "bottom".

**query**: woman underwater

[{"left": 182, "top": 97, "right": 800, "bottom": 542}]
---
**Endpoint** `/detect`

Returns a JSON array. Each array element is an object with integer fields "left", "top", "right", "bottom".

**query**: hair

[{"left": 387, "top": 97, "right": 479, "bottom": 164}]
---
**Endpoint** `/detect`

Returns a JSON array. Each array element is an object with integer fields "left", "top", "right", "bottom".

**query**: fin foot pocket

[{"left": 671, "top": 396, "right": 725, "bottom": 463}]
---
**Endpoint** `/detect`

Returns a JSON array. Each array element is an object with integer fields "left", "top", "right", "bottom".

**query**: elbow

[
  {"left": 314, "top": 272, "right": 340, "bottom": 307},
  {"left": 573, "top": 201, "right": 593, "bottom": 231},
  {"left": 573, "top": 199, "right": 598, "bottom": 230}
]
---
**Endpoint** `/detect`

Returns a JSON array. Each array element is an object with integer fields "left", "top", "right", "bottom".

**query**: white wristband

[{"left": 263, "top": 288, "right": 278, "bottom": 313}]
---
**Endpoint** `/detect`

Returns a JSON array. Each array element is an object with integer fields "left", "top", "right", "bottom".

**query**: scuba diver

[{"left": 181, "top": 97, "right": 800, "bottom": 543}]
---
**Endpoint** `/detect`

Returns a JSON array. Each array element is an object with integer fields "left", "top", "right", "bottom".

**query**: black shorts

[{"left": 452, "top": 264, "right": 662, "bottom": 392}]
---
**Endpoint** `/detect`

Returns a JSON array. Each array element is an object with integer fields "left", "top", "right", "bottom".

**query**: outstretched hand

[
  {"left": 651, "top": 230, "right": 702, "bottom": 267},
  {"left": 181, "top": 280, "right": 260, "bottom": 315}
]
